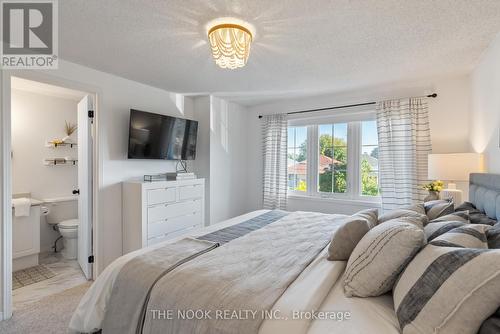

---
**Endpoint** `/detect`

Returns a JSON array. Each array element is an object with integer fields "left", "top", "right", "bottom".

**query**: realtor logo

[{"left": 1, "top": 0, "right": 58, "bottom": 69}]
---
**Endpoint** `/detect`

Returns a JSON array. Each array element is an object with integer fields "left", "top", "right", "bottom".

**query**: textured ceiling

[{"left": 60, "top": 0, "right": 500, "bottom": 106}]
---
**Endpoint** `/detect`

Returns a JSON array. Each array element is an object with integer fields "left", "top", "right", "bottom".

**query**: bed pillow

[
  {"left": 343, "top": 219, "right": 425, "bottom": 297},
  {"left": 456, "top": 202, "right": 497, "bottom": 226},
  {"left": 351, "top": 208, "right": 378, "bottom": 228},
  {"left": 424, "top": 220, "right": 469, "bottom": 242},
  {"left": 401, "top": 203, "right": 426, "bottom": 215},
  {"left": 328, "top": 218, "right": 371, "bottom": 261},
  {"left": 429, "top": 224, "right": 490, "bottom": 249},
  {"left": 327, "top": 209, "right": 379, "bottom": 261},
  {"left": 378, "top": 209, "right": 428, "bottom": 226},
  {"left": 424, "top": 199, "right": 454, "bottom": 220},
  {"left": 487, "top": 224, "right": 500, "bottom": 249},
  {"left": 430, "top": 210, "right": 469, "bottom": 223},
  {"left": 393, "top": 245, "right": 500, "bottom": 334},
  {"left": 480, "top": 308, "right": 500, "bottom": 334}
]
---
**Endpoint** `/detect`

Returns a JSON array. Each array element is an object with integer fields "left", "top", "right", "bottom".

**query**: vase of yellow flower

[{"left": 422, "top": 180, "right": 444, "bottom": 202}]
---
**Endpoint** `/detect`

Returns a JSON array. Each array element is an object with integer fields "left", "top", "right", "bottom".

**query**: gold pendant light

[{"left": 208, "top": 22, "right": 253, "bottom": 69}]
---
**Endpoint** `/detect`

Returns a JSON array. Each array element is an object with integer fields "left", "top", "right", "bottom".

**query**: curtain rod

[{"left": 257, "top": 93, "right": 437, "bottom": 119}]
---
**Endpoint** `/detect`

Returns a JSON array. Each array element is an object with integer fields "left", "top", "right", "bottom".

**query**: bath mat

[{"left": 13, "top": 265, "right": 56, "bottom": 290}]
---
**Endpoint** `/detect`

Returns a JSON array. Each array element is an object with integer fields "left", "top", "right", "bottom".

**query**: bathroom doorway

[{"left": 5, "top": 76, "right": 97, "bottom": 314}]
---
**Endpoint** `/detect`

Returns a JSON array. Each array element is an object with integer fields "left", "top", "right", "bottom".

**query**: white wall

[
  {"left": 245, "top": 74, "right": 473, "bottom": 213},
  {"left": 11, "top": 89, "right": 79, "bottom": 252},
  {"left": 11, "top": 89, "right": 78, "bottom": 198},
  {"left": 192, "top": 96, "right": 211, "bottom": 224},
  {"left": 209, "top": 97, "right": 248, "bottom": 224},
  {"left": 471, "top": 33, "right": 500, "bottom": 173}
]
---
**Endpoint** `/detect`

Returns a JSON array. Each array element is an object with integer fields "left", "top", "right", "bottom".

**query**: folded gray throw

[{"left": 102, "top": 238, "right": 219, "bottom": 334}]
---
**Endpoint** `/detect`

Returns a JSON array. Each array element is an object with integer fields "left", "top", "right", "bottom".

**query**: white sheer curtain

[
  {"left": 376, "top": 98, "right": 431, "bottom": 211},
  {"left": 262, "top": 114, "right": 288, "bottom": 210}
]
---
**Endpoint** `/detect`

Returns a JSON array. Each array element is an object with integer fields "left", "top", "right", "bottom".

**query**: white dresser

[{"left": 122, "top": 178, "right": 205, "bottom": 253}]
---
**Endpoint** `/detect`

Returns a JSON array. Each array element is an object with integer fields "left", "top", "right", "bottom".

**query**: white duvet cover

[{"left": 70, "top": 210, "right": 400, "bottom": 334}]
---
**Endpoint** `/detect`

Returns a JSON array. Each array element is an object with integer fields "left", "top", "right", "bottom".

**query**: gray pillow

[
  {"left": 429, "top": 224, "right": 491, "bottom": 249},
  {"left": 480, "top": 308, "right": 500, "bottom": 334},
  {"left": 394, "top": 245, "right": 500, "bottom": 334},
  {"left": 424, "top": 199, "right": 454, "bottom": 220},
  {"left": 343, "top": 219, "right": 425, "bottom": 297},
  {"left": 456, "top": 202, "right": 497, "bottom": 226},
  {"left": 401, "top": 203, "right": 426, "bottom": 215},
  {"left": 351, "top": 208, "right": 378, "bottom": 228},
  {"left": 487, "top": 223, "right": 500, "bottom": 249},
  {"left": 328, "top": 218, "right": 371, "bottom": 261},
  {"left": 378, "top": 209, "right": 429, "bottom": 226},
  {"left": 327, "top": 208, "right": 378, "bottom": 261}
]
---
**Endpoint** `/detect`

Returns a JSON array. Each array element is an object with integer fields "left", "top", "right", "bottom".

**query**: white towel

[{"left": 12, "top": 198, "right": 31, "bottom": 217}]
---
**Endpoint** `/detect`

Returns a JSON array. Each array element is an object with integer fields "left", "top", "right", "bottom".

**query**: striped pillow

[
  {"left": 343, "top": 219, "right": 425, "bottom": 297},
  {"left": 394, "top": 245, "right": 500, "bottom": 334},
  {"left": 424, "top": 220, "right": 469, "bottom": 242},
  {"left": 431, "top": 210, "right": 469, "bottom": 223},
  {"left": 424, "top": 199, "right": 454, "bottom": 220},
  {"left": 429, "top": 224, "right": 491, "bottom": 248}
]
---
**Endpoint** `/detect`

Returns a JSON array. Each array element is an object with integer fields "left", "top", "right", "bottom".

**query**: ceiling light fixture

[{"left": 207, "top": 20, "right": 253, "bottom": 69}]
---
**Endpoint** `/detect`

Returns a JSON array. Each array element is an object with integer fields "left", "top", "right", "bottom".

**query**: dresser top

[{"left": 124, "top": 178, "right": 204, "bottom": 185}]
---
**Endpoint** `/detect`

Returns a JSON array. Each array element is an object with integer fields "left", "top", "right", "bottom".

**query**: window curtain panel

[
  {"left": 376, "top": 98, "right": 431, "bottom": 211},
  {"left": 262, "top": 114, "right": 288, "bottom": 210}
]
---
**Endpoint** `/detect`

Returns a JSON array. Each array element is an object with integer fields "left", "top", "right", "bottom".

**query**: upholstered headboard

[{"left": 469, "top": 173, "right": 500, "bottom": 221}]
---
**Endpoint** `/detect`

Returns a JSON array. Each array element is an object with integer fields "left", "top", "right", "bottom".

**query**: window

[
  {"left": 287, "top": 114, "right": 380, "bottom": 200},
  {"left": 287, "top": 126, "right": 307, "bottom": 192},
  {"left": 318, "top": 123, "right": 348, "bottom": 194},
  {"left": 361, "top": 120, "right": 379, "bottom": 196}
]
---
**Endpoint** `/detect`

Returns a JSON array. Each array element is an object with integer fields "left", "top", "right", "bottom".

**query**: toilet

[
  {"left": 42, "top": 197, "right": 79, "bottom": 259},
  {"left": 58, "top": 219, "right": 79, "bottom": 260}
]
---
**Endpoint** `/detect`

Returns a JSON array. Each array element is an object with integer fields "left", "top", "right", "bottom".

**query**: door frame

[{"left": 1, "top": 70, "right": 101, "bottom": 320}]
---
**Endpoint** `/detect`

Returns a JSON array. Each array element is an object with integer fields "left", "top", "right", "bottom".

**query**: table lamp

[{"left": 428, "top": 153, "right": 485, "bottom": 203}]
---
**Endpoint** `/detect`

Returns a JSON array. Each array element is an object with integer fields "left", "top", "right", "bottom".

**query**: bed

[
  {"left": 70, "top": 173, "right": 499, "bottom": 334},
  {"left": 70, "top": 209, "right": 400, "bottom": 334}
]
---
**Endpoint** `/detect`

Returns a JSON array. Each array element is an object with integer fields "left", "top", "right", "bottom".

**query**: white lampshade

[{"left": 428, "top": 153, "right": 485, "bottom": 181}]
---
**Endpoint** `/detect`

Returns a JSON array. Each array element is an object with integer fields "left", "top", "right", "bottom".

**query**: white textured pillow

[
  {"left": 394, "top": 245, "right": 500, "bottom": 334},
  {"left": 343, "top": 219, "right": 425, "bottom": 297}
]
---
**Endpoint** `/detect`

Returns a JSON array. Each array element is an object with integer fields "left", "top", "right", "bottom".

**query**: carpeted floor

[{"left": 0, "top": 282, "right": 91, "bottom": 334}]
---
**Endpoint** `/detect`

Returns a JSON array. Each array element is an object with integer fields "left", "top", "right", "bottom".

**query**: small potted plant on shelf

[
  {"left": 422, "top": 180, "right": 444, "bottom": 202},
  {"left": 62, "top": 121, "right": 77, "bottom": 143}
]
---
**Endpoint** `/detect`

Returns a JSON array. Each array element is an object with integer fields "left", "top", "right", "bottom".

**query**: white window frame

[{"left": 287, "top": 107, "right": 380, "bottom": 203}]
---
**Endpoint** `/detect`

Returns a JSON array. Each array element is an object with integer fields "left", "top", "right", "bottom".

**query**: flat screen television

[{"left": 127, "top": 109, "right": 198, "bottom": 160}]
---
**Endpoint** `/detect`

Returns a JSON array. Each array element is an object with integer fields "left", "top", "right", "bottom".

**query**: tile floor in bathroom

[{"left": 13, "top": 252, "right": 88, "bottom": 310}]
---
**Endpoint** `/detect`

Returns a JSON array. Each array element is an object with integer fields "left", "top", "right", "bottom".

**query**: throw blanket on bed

[
  {"left": 142, "top": 211, "right": 344, "bottom": 334},
  {"left": 102, "top": 210, "right": 289, "bottom": 334},
  {"left": 197, "top": 209, "right": 288, "bottom": 244},
  {"left": 101, "top": 238, "right": 219, "bottom": 334}
]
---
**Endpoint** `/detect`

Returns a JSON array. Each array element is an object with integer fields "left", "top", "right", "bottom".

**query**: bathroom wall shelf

[
  {"left": 45, "top": 142, "right": 78, "bottom": 148},
  {"left": 44, "top": 158, "right": 78, "bottom": 166}
]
